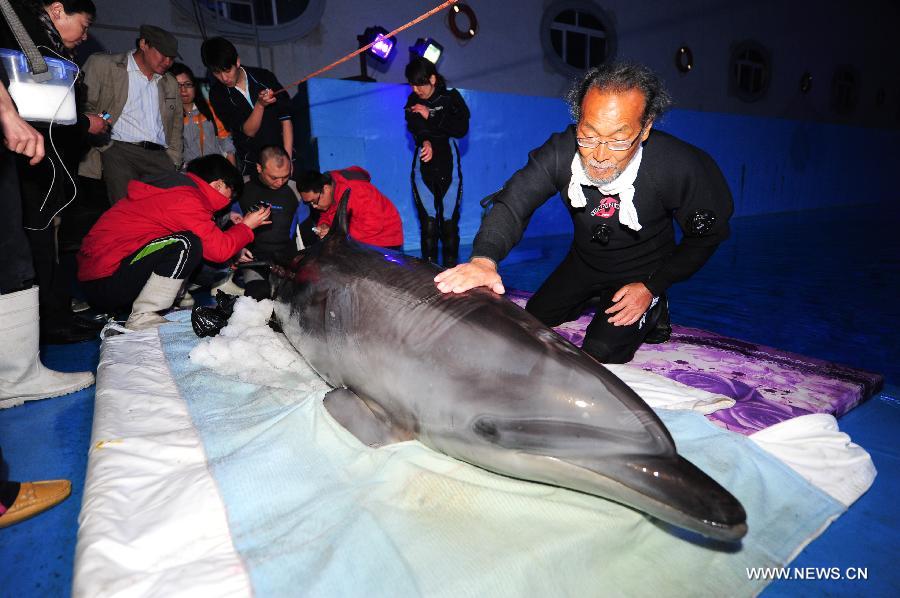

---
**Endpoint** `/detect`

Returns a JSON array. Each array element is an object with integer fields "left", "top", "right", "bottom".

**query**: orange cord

[{"left": 271, "top": 0, "right": 460, "bottom": 95}]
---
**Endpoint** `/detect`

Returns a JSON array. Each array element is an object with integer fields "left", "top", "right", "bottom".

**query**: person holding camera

[
  {"left": 297, "top": 167, "right": 403, "bottom": 250},
  {"left": 79, "top": 24, "right": 182, "bottom": 205},
  {"left": 0, "top": 0, "right": 111, "bottom": 344},
  {"left": 77, "top": 154, "right": 271, "bottom": 330},
  {"left": 233, "top": 145, "right": 306, "bottom": 299},
  {"left": 201, "top": 36, "right": 293, "bottom": 177}
]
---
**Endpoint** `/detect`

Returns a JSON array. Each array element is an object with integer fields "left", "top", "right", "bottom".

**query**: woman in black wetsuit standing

[{"left": 404, "top": 57, "right": 470, "bottom": 267}]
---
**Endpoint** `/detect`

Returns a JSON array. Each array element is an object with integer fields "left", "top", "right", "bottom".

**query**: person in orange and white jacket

[{"left": 171, "top": 63, "right": 236, "bottom": 167}]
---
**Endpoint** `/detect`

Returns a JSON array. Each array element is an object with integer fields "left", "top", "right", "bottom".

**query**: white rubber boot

[
  {"left": 125, "top": 273, "right": 185, "bottom": 331},
  {"left": 0, "top": 287, "right": 95, "bottom": 409}
]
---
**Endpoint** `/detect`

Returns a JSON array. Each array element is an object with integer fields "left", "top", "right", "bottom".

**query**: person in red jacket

[
  {"left": 77, "top": 155, "right": 271, "bottom": 330},
  {"left": 297, "top": 167, "right": 403, "bottom": 250}
]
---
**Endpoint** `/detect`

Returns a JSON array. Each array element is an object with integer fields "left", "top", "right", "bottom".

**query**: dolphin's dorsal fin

[{"left": 330, "top": 188, "right": 351, "bottom": 238}]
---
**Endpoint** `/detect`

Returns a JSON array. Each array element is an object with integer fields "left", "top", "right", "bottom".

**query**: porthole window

[
  {"left": 541, "top": 1, "right": 616, "bottom": 76},
  {"left": 729, "top": 40, "right": 770, "bottom": 102},
  {"left": 174, "top": 0, "right": 325, "bottom": 44},
  {"left": 199, "top": 0, "right": 309, "bottom": 26},
  {"left": 831, "top": 66, "right": 858, "bottom": 115}
]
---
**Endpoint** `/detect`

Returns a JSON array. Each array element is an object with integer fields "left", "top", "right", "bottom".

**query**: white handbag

[{"left": 0, "top": 0, "right": 77, "bottom": 125}]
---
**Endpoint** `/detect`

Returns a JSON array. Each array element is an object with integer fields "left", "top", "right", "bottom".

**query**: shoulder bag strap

[{"left": 0, "top": 0, "right": 50, "bottom": 81}]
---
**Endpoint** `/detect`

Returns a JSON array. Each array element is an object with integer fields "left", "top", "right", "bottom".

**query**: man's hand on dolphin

[
  {"left": 605, "top": 282, "right": 653, "bottom": 326},
  {"left": 435, "top": 257, "right": 506, "bottom": 295}
]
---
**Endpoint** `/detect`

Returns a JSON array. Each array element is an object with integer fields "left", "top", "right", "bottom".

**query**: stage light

[
  {"left": 346, "top": 26, "right": 397, "bottom": 82},
  {"left": 370, "top": 33, "right": 394, "bottom": 61},
  {"left": 362, "top": 26, "right": 396, "bottom": 63},
  {"left": 409, "top": 37, "right": 444, "bottom": 64}
]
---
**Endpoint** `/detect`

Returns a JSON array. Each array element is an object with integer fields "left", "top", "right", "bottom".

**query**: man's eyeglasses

[
  {"left": 576, "top": 128, "right": 645, "bottom": 151},
  {"left": 177, "top": 82, "right": 195, "bottom": 89}
]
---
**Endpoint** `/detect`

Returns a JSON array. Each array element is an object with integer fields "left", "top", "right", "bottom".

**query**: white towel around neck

[{"left": 568, "top": 145, "right": 644, "bottom": 231}]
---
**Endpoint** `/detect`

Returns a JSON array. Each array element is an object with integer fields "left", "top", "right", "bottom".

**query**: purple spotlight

[
  {"left": 370, "top": 34, "right": 394, "bottom": 61},
  {"left": 362, "top": 26, "right": 396, "bottom": 63}
]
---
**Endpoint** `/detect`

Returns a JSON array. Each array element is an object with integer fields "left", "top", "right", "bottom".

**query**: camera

[{"left": 249, "top": 201, "right": 271, "bottom": 212}]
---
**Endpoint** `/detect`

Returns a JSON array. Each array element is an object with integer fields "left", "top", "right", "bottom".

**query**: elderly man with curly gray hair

[{"left": 435, "top": 62, "right": 734, "bottom": 364}]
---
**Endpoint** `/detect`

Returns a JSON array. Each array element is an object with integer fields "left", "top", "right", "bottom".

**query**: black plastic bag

[{"left": 190, "top": 291, "right": 239, "bottom": 337}]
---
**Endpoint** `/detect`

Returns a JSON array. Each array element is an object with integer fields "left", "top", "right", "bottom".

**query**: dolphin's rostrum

[{"left": 271, "top": 189, "right": 747, "bottom": 543}]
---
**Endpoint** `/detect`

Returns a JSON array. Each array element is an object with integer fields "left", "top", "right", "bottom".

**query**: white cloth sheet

[
  {"left": 74, "top": 306, "right": 874, "bottom": 596},
  {"left": 749, "top": 413, "right": 876, "bottom": 507},
  {"left": 74, "top": 327, "right": 251, "bottom": 598}
]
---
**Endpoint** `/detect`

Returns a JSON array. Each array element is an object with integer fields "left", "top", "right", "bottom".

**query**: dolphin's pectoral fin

[{"left": 324, "top": 388, "right": 413, "bottom": 448}]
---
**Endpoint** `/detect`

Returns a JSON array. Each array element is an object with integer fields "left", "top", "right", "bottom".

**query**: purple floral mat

[{"left": 506, "top": 290, "right": 884, "bottom": 436}]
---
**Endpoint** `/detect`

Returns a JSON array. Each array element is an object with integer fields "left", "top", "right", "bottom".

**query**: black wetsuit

[
  {"left": 473, "top": 126, "right": 734, "bottom": 363},
  {"left": 405, "top": 86, "right": 470, "bottom": 265}
]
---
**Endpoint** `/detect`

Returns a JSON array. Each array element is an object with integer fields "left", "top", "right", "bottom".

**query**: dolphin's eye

[{"left": 473, "top": 418, "right": 499, "bottom": 441}]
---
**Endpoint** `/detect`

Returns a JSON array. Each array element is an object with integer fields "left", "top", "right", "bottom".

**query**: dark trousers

[
  {"left": 0, "top": 151, "right": 34, "bottom": 294},
  {"left": 526, "top": 250, "right": 665, "bottom": 364},
  {"left": 14, "top": 146, "right": 78, "bottom": 318},
  {"left": 0, "top": 446, "right": 18, "bottom": 511},
  {"left": 81, "top": 232, "right": 202, "bottom": 312},
  {"left": 101, "top": 141, "right": 176, "bottom": 204},
  {"left": 58, "top": 176, "right": 110, "bottom": 253}
]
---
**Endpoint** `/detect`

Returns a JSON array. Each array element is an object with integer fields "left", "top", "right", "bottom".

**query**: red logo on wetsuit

[{"left": 590, "top": 197, "right": 619, "bottom": 219}]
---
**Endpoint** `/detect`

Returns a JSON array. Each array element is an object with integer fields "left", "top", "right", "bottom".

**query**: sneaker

[
  {"left": 644, "top": 297, "right": 671, "bottom": 344},
  {"left": 71, "top": 298, "right": 90, "bottom": 313}
]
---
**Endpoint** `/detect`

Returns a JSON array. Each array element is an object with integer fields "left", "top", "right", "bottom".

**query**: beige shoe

[{"left": 0, "top": 480, "right": 71, "bottom": 528}]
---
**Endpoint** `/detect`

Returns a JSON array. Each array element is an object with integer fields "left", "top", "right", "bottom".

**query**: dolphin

[{"left": 271, "top": 190, "right": 747, "bottom": 542}]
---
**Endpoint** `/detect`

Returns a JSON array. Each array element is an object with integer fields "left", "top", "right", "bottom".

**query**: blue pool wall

[{"left": 305, "top": 78, "right": 900, "bottom": 252}]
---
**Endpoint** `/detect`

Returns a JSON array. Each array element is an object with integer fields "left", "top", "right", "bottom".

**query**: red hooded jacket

[
  {"left": 317, "top": 167, "right": 403, "bottom": 247},
  {"left": 77, "top": 172, "right": 254, "bottom": 282}
]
